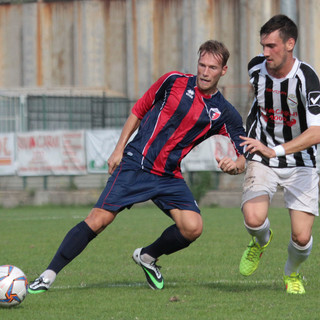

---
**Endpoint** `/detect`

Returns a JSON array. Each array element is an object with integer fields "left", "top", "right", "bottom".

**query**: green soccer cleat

[
  {"left": 284, "top": 272, "right": 306, "bottom": 294},
  {"left": 239, "top": 229, "right": 273, "bottom": 276},
  {"left": 132, "top": 248, "right": 164, "bottom": 290},
  {"left": 28, "top": 276, "right": 51, "bottom": 294}
]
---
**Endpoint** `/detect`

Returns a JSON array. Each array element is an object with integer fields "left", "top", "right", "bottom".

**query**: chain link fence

[{"left": 0, "top": 94, "right": 134, "bottom": 133}]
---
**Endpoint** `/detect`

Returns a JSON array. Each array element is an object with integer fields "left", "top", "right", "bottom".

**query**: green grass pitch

[{"left": 1, "top": 205, "right": 320, "bottom": 319}]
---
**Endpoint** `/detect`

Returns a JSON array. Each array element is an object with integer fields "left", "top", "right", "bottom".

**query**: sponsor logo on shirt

[
  {"left": 262, "top": 107, "right": 297, "bottom": 127},
  {"left": 266, "top": 87, "right": 287, "bottom": 96}
]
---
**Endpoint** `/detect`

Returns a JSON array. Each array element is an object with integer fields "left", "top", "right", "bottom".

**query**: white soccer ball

[{"left": 0, "top": 265, "right": 28, "bottom": 307}]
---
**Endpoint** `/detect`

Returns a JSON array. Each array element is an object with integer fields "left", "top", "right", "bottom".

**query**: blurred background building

[{"left": 0, "top": 0, "right": 318, "bottom": 207}]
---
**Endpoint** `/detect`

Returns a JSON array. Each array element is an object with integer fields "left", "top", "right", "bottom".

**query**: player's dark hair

[
  {"left": 198, "top": 40, "right": 230, "bottom": 66},
  {"left": 260, "top": 14, "right": 298, "bottom": 43}
]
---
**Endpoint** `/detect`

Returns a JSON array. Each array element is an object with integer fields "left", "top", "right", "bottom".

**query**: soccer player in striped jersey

[
  {"left": 28, "top": 40, "right": 246, "bottom": 293},
  {"left": 239, "top": 14, "right": 320, "bottom": 294}
]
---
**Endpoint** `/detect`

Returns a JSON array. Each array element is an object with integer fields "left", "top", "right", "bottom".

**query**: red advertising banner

[{"left": 0, "top": 133, "right": 15, "bottom": 175}]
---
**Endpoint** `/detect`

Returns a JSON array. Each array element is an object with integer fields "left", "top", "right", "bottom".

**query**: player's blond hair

[{"left": 198, "top": 40, "right": 230, "bottom": 67}]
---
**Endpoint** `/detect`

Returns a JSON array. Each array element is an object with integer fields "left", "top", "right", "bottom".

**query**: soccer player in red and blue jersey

[{"left": 28, "top": 40, "right": 246, "bottom": 293}]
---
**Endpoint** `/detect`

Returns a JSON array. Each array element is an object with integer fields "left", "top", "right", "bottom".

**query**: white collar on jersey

[{"left": 261, "top": 57, "right": 300, "bottom": 80}]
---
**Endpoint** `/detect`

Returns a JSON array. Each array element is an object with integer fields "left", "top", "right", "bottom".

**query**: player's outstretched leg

[
  {"left": 239, "top": 229, "right": 273, "bottom": 276},
  {"left": 28, "top": 221, "right": 97, "bottom": 294}
]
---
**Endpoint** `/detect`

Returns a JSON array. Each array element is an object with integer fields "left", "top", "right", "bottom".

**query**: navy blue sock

[
  {"left": 47, "top": 221, "right": 97, "bottom": 274},
  {"left": 141, "top": 224, "right": 192, "bottom": 258}
]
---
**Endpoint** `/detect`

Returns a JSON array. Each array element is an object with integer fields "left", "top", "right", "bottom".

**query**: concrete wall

[
  {"left": 1, "top": 0, "right": 319, "bottom": 116},
  {"left": 0, "top": 171, "right": 247, "bottom": 207}
]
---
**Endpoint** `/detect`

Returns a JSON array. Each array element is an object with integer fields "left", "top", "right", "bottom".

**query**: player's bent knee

[
  {"left": 85, "top": 208, "right": 117, "bottom": 234},
  {"left": 244, "top": 212, "right": 266, "bottom": 229},
  {"left": 186, "top": 228, "right": 202, "bottom": 241},
  {"left": 292, "top": 234, "right": 312, "bottom": 247},
  {"left": 191, "top": 228, "right": 202, "bottom": 241},
  {"left": 179, "top": 227, "right": 202, "bottom": 242},
  {"left": 180, "top": 220, "right": 203, "bottom": 241},
  {"left": 171, "top": 209, "right": 203, "bottom": 241},
  {"left": 192, "top": 222, "right": 203, "bottom": 239}
]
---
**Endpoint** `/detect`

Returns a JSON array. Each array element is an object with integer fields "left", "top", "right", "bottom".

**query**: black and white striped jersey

[{"left": 246, "top": 55, "right": 320, "bottom": 168}]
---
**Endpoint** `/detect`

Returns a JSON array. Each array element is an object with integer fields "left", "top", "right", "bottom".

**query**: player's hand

[
  {"left": 240, "top": 136, "right": 275, "bottom": 158},
  {"left": 216, "top": 156, "right": 238, "bottom": 175}
]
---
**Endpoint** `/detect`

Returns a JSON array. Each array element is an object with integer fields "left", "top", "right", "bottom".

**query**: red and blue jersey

[{"left": 125, "top": 71, "right": 245, "bottom": 178}]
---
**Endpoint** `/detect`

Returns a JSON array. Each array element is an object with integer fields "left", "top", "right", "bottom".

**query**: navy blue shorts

[{"left": 94, "top": 157, "right": 200, "bottom": 216}]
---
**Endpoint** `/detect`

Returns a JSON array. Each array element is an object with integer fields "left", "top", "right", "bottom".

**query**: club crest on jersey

[
  {"left": 308, "top": 91, "right": 320, "bottom": 115},
  {"left": 209, "top": 108, "right": 221, "bottom": 121},
  {"left": 186, "top": 89, "right": 195, "bottom": 99},
  {"left": 287, "top": 94, "right": 297, "bottom": 108}
]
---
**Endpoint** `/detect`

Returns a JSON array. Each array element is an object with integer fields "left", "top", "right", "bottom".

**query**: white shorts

[{"left": 242, "top": 161, "right": 319, "bottom": 216}]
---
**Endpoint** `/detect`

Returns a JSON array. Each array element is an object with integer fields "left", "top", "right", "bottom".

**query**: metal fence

[
  {"left": 0, "top": 94, "right": 135, "bottom": 133},
  {"left": 0, "top": 96, "right": 23, "bottom": 132}
]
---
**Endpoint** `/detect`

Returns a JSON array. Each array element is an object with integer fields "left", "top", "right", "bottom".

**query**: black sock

[
  {"left": 141, "top": 224, "right": 192, "bottom": 258},
  {"left": 47, "top": 221, "right": 97, "bottom": 274}
]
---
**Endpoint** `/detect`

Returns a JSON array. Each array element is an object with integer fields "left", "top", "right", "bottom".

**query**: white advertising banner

[
  {"left": 87, "top": 130, "right": 238, "bottom": 174},
  {"left": 16, "top": 131, "right": 86, "bottom": 176},
  {"left": 181, "top": 135, "right": 238, "bottom": 172},
  {"left": 86, "top": 129, "right": 122, "bottom": 173},
  {"left": 0, "top": 133, "right": 16, "bottom": 175}
]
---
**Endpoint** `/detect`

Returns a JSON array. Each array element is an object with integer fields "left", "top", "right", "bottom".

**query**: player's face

[
  {"left": 196, "top": 52, "right": 227, "bottom": 95},
  {"left": 261, "top": 30, "right": 295, "bottom": 78}
]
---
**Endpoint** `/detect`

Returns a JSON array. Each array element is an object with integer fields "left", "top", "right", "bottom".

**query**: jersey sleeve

[
  {"left": 300, "top": 63, "right": 320, "bottom": 126},
  {"left": 221, "top": 103, "right": 246, "bottom": 157},
  {"left": 132, "top": 72, "right": 179, "bottom": 120},
  {"left": 248, "top": 55, "right": 265, "bottom": 77}
]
